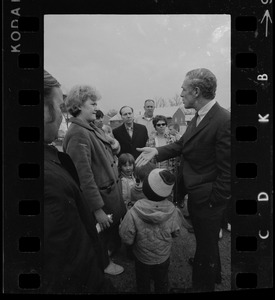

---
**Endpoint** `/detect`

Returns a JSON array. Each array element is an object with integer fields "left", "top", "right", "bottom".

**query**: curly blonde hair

[{"left": 65, "top": 85, "right": 101, "bottom": 117}]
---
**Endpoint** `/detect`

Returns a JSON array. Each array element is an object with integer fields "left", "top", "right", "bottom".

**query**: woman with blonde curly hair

[{"left": 63, "top": 84, "right": 126, "bottom": 276}]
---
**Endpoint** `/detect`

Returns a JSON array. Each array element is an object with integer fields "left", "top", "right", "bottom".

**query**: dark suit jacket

[
  {"left": 44, "top": 145, "right": 104, "bottom": 293},
  {"left": 157, "top": 102, "right": 231, "bottom": 209},
  {"left": 113, "top": 122, "right": 148, "bottom": 159}
]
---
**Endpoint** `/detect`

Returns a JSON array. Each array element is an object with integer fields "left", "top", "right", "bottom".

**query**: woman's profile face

[{"left": 79, "top": 98, "right": 97, "bottom": 123}]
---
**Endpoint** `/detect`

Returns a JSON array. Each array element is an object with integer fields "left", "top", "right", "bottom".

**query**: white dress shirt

[{"left": 196, "top": 100, "right": 216, "bottom": 126}]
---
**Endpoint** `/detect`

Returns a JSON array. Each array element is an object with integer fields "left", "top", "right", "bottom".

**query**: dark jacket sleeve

[
  {"left": 112, "top": 126, "right": 120, "bottom": 141},
  {"left": 156, "top": 137, "right": 183, "bottom": 161}
]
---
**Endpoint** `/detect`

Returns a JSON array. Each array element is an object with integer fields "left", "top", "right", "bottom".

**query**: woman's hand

[
  {"left": 94, "top": 208, "right": 113, "bottom": 231},
  {"left": 135, "top": 147, "right": 158, "bottom": 167}
]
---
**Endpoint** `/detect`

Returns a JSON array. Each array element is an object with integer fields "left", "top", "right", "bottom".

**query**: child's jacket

[
  {"left": 121, "top": 174, "right": 136, "bottom": 209},
  {"left": 119, "top": 198, "right": 183, "bottom": 265}
]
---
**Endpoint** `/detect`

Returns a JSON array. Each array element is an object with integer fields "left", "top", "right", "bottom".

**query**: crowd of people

[{"left": 43, "top": 67, "right": 231, "bottom": 294}]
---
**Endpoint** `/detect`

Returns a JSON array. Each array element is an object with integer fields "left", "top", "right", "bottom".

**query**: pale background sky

[{"left": 44, "top": 14, "right": 231, "bottom": 114}]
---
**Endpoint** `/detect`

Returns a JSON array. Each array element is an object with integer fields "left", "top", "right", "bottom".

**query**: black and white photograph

[
  {"left": 2, "top": 0, "right": 273, "bottom": 295},
  {"left": 43, "top": 14, "right": 231, "bottom": 293}
]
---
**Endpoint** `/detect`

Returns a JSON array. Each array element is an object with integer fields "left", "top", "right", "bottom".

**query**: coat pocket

[{"left": 98, "top": 180, "right": 115, "bottom": 194}]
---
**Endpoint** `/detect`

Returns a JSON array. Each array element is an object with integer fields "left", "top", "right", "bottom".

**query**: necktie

[
  {"left": 127, "top": 127, "right": 133, "bottom": 138},
  {"left": 188, "top": 112, "right": 199, "bottom": 134}
]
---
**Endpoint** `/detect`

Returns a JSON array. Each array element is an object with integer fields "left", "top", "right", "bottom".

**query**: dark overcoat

[{"left": 44, "top": 145, "right": 104, "bottom": 293}]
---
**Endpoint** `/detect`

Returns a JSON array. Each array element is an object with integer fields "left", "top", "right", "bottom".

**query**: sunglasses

[{"left": 156, "top": 123, "right": 167, "bottom": 127}]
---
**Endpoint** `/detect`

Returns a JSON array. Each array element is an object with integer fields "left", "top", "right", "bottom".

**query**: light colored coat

[
  {"left": 120, "top": 174, "right": 136, "bottom": 209},
  {"left": 63, "top": 118, "right": 126, "bottom": 225},
  {"left": 119, "top": 198, "right": 183, "bottom": 265}
]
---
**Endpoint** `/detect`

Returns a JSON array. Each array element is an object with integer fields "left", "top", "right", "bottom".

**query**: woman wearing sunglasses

[{"left": 146, "top": 115, "right": 180, "bottom": 178}]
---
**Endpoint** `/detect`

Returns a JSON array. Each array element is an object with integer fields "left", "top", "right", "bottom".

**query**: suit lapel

[
  {"left": 184, "top": 102, "right": 220, "bottom": 144},
  {"left": 184, "top": 116, "right": 198, "bottom": 143},
  {"left": 131, "top": 123, "right": 138, "bottom": 141},
  {"left": 122, "top": 124, "right": 133, "bottom": 141}
]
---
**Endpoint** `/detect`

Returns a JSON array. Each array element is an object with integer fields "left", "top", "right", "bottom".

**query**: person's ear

[{"left": 193, "top": 87, "right": 200, "bottom": 97}]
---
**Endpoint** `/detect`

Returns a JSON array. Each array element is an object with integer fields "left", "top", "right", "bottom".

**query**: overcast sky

[{"left": 44, "top": 14, "right": 231, "bottom": 114}]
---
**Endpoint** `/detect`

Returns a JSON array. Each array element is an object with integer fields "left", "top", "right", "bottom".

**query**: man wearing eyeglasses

[
  {"left": 113, "top": 106, "right": 148, "bottom": 160},
  {"left": 135, "top": 99, "right": 156, "bottom": 136},
  {"left": 135, "top": 68, "right": 231, "bottom": 293}
]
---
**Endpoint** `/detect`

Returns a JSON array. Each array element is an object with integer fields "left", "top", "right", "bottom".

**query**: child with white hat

[{"left": 119, "top": 168, "right": 184, "bottom": 293}]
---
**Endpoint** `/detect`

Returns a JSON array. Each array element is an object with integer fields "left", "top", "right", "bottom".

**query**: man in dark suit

[
  {"left": 135, "top": 68, "right": 231, "bottom": 292},
  {"left": 113, "top": 106, "right": 148, "bottom": 160}
]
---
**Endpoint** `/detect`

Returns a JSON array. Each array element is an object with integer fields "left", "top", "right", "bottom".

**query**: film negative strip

[{"left": 3, "top": 0, "right": 273, "bottom": 294}]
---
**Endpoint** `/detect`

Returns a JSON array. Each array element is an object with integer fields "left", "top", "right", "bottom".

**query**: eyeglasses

[{"left": 156, "top": 123, "right": 167, "bottom": 127}]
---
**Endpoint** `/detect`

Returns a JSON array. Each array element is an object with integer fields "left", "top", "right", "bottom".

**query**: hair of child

[{"left": 118, "top": 153, "right": 135, "bottom": 174}]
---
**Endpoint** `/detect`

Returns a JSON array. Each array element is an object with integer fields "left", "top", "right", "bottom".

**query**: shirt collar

[
  {"left": 198, "top": 99, "right": 216, "bottom": 117},
  {"left": 125, "top": 123, "right": 133, "bottom": 130},
  {"left": 142, "top": 115, "right": 154, "bottom": 121}
]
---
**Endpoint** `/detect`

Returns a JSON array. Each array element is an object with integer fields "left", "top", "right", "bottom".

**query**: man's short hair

[
  {"left": 186, "top": 68, "right": 217, "bottom": 100},
  {"left": 144, "top": 99, "right": 155, "bottom": 106},
  {"left": 119, "top": 106, "right": 134, "bottom": 115}
]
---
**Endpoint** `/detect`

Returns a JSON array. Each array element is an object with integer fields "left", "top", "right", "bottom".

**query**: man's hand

[{"left": 135, "top": 147, "right": 158, "bottom": 167}]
